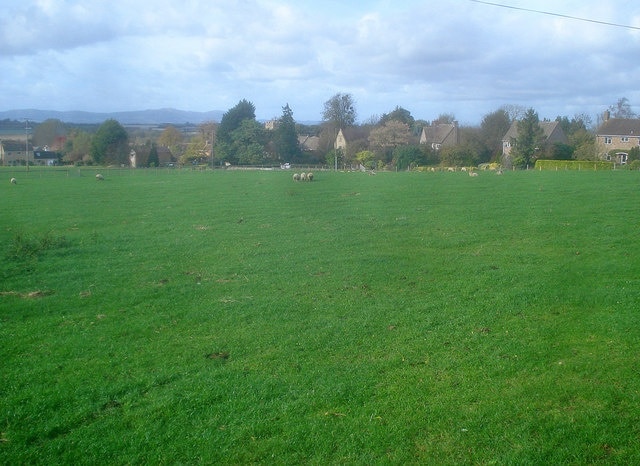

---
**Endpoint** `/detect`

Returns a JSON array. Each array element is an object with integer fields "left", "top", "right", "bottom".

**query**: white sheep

[
  {"left": 96, "top": 173, "right": 104, "bottom": 180},
  {"left": 300, "top": 172, "right": 307, "bottom": 181},
  {"left": 293, "top": 173, "right": 300, "bottom": 181},
  {"left": 10, "top": 177, "right": 17, "bottom": 184},
  {"left": 306, "top": 172, "right": 313, "bottom": 181},
  {"left": 496, "top": 169, "right": 503, "bottom": 175},
  {"left": 469, "top": 171, "right": 478, "bottom": 177}
]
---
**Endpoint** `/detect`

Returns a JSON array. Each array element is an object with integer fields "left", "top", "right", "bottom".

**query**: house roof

[
  {"left": 502, "top": 121, "right": 567, "bottom": 143},
  {"left": 421, "top": 123, "right": 456, "bottom": 144},
  {"left": 298, "top": 135, "right": 319, "bottom": 151},
  {"left": 597, "top": 118, "right": 640, "bottom": 136},
  {"left": 156, "top": 146, "right": 174, "bottom": 163},
  {"left": 0, "top": 140, "right": 32, "bottom": 151}
]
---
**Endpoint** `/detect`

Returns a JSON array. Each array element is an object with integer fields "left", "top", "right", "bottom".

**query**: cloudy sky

[{"left": 1, "top": 0, "right": 639, "bottom": 125}]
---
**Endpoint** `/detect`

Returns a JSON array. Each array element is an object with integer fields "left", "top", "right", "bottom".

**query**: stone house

[
  {"left": 419, "top": 121, "right": 459, "bottom": 150},
  {"left": 0, "top": 140, "right": 33, "bottom": 166},
  {"left": 335, "top": 128, "right": 347, "bottom": 152},
  {"left": 298, "top": 135, "right": 320, "bottom": 153},
  {"left": 595, "top": 111, "right": 640, "bottom": 164},
  {"left": 33, "top": 149, "right": 61, "bottom": 166}
]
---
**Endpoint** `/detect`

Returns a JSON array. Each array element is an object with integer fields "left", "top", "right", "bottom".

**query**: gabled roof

[
  {"left": 597, "top": 118, "right": 640, "bottom": 136},
  {"left": 156, "top": 146, "right": 174, "bottom": 163},
  {"left": 502, "top": 121, "right": 567, "bottom": 144},
  {"left": 420, "top": 123, "right": 456, "bottom": 144},
  {"left": 298, "top": 135, "right": 319, "bottom": 151},
  {"left": 0, "top": 140, "right": 32, "bottom": 151}
]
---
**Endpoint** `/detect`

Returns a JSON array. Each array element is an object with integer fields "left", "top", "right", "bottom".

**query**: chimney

[{"left": 603, "top": 110, "right": 610, "bottom": 121}]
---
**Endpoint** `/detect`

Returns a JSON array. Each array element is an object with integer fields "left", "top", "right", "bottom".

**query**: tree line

[{"left": 12, "top": 95, "right": 636, "bottom": 169}]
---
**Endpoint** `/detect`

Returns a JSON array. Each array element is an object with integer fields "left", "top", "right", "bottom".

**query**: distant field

[{"left": 1, "top": 167, "right": 639, "bottom": 464}]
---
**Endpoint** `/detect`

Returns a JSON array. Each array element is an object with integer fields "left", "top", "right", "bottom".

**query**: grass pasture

[{"left": 1, "top": 167, "right": 640, "bottom": 464}]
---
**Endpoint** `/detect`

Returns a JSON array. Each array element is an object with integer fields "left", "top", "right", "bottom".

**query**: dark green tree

[
  {"left": 215, "top": 99, "right": 259, "bottom": 164},
  {"left": 392, "top": 145, "right": 423, "bottom": 170},
  {"left": 217, "top": 99, "right": 256, "bottom": 145},
  {"left": 233, "top": 119, "right": 267, "bottom": 165},
  {"left": 380, "top": 106, "right": 415, "bottom": 128},
  {"left": 556, "top": 115, "right": 589, "bottom": 138},
  {"left": 90, "top": 119, "right": 129, "bottom": 165},
  {"left": 440, "top": 143, "right": 478, "bottom": 168},
  {"left": 274, "top": 104, "right": 302, "bottom": 163},
  {"left": 148, "top": 143, "right": 159, "bottom": 167},
  {"left": 479, "top": 108, "right": 511, "bottom": 162},
  {"left": 543, "top": 143, "right": 573, "bottom": 160},
  {"left": 511, "top": 109, "right": 545, "bottom": 169}
]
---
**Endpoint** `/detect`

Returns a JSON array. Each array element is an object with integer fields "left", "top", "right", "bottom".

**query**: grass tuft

[{"left": 6, "top": 230, "right": 69, "bottom": 261}]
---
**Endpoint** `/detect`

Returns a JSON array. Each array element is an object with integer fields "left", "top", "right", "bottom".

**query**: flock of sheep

[
  {"left": 293, "top": 172, "right": 313, "bottom": 182},
  {"left": 9, "top": 174, "right": 105, "bottom": 184},
  {"left": 9, "top": 168, "right": 504, "bottom": 186}
]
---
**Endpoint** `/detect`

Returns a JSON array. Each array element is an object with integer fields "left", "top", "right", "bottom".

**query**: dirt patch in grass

[{"left": 206, "top": 351, "right": 230, "bottom": 360}]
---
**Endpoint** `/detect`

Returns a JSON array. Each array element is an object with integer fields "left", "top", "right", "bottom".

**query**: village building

[
  {"left": 419, "top": 121, "right": 459, "bottom": 150},
  {"left": 595, "top": 111, "right": 640, "bottom": 164},
  {"left": 298, "top": 134, "right": 320, "bottom": 153},
  {"left": 0, "top": 140, "right": 33, "bottom": 166},
  {"left": 501, "top": 120, "right": 568, "bottom": 158},
  {"left": 33, "top": 148, "right": 61, "bottom": 166}
]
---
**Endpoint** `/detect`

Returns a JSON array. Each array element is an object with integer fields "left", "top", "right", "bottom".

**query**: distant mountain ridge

[{"left": 0, "top": 108, "right": 225, "bottom": 125}]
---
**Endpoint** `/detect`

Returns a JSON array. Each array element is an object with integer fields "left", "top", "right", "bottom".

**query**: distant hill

[{"left": 0, "top": 108, "right": 225, "bottom": 125}]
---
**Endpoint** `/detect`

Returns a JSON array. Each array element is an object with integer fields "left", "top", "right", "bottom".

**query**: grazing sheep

[
  {"left": 306, "top": 172, "right": 313, "bottom": 181},
  {"left": 447, "top": 167, "right": 455, "bottom": 172},
  {"left": 96, "top": 173, "right": 104, "bottom": 180},
  {"left": 469, "top": 171, "right": 478, "bottom": 177},
  {"left": 293, "top": 173, "right": 301, "bottom": 181},
  {"left": 10, "top": 177, "right": 17, "bottom": 184},
  {"left": 300, "top": 172, "right": 307, "bottom": 181},
  {"left": 496, "top": 169, "right": 503, "bottom": 175}
]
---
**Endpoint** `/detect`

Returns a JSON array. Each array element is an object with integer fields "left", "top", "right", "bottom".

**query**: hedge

[{"left": 534, "top": 160, "right": 615, "bottom": 171}]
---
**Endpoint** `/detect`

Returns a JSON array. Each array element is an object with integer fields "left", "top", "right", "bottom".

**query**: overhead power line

[{"left": 469, "top": 0, "right": 640, "bottom": 31}]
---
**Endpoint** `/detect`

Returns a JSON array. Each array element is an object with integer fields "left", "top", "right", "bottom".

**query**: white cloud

[{"left": 0, "top": 0, "right": 639, "bottom": 123}]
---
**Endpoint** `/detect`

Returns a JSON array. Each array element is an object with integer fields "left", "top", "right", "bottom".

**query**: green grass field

[{"left": 1, "top": 167, "right": 639, "bottom": 464}]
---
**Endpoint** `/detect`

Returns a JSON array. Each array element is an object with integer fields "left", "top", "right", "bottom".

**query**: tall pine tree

[
  {"left": 512, "top": 108, "right": 545, "bottom": 169},
  {"left": 148, "top": 143, "right": 159, "bottom": 167},
  {"left": 274, "top": 104, "right": 302, "bottom": 163}
]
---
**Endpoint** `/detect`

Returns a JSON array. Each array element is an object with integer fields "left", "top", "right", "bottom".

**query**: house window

[
  {"left": 604, "top": 137, "right": 612, "bottom": 144},
  {"left": 621, "top": 137, "right": 629, "bottom": 143}
]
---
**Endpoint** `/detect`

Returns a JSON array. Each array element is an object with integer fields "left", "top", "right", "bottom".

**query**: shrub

[
  {"left": 534, "top": 160, "right": 614, "bottom": 171},
  {"left": 627, "top": 160, "right": 640, "bottom": 170}
]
